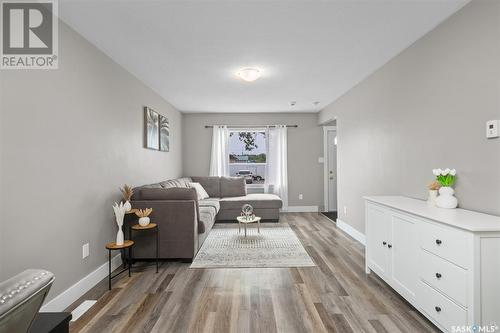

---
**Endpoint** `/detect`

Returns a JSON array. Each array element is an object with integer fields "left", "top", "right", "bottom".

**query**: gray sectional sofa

[{"left": 129, "top": 176, "right": 282, "bottom": 260}]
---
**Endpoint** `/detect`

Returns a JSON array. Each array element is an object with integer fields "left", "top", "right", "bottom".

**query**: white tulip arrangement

[{"left": 432, "top": 168, "right": 457, "bottom": 187}]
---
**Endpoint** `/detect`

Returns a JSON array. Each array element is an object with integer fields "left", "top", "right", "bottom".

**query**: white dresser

[{"left": 364, "top": 196, "right": 500, "bottom": 333}]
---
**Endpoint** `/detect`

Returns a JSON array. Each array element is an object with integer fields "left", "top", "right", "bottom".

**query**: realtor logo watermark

[
  {"left": 452, "top": 324, "right": 499, "bottom": 333},
  {"left": 1, "top": 0, "right": 58, "bottom": 69}
]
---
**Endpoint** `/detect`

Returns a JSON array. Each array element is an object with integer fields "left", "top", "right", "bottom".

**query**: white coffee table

[{"left": 237, "top": 216, "right": 261, "bottom": 237}]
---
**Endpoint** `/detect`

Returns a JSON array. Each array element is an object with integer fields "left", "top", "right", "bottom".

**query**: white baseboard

[
  {"left": 283, "top": 206, "right": 319, "bottom": 213},
  {"left": 41, "top": 254, "right": 122, "bottom": 312},
  {"left": 70, "top": 300, "right": 97, "bottom": 322},
  {"left": 336, "top": 219, "right": 366, "bottom": 245}
]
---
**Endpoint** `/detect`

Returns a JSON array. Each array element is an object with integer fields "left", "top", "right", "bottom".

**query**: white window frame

[{"left": 228, "top": 128, "right": 267, "bottom": 188}]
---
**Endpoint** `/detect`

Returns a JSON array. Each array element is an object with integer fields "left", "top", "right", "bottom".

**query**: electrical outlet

[
  {"left": 299, "top": 194, "right": 303, "bottom": 200},
  {"left": 486, "top": 120, "right": 499, "bottom": 139},
  {"left": 82, "top": 243, "right": 89, "bottom": 259},
  {"left": 343, "top": 206, "right": 348, "bottom": 216}
]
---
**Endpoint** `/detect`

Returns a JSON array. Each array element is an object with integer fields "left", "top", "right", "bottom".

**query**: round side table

[
  {"left": 236, "top": 216, "right": 261, "bottom": 237},
  {"left": 130, "top": 223, "right": 159, "bottom": 273},
  {"left": 105, "top": 240, "right": 134, "bottom": 290}
]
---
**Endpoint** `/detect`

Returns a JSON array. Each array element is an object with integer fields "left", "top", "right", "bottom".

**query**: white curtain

[
  {"left": 209, "top": 125, "right": 229, "bottom": 177},
  {"left": 265, "top": 125, "right": 288, "bottom": 209}
]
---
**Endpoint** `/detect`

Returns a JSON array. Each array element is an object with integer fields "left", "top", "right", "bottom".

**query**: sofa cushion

[
  {"left": 198, "top": 206, "right": 217, "bottom": 234},
  {"left": 220, "top": 177, "right": 246, "bottom": 197},
  {"left": 189, "top": 182, "right": 209, "bottom": 200},
  {"left": 191, "top": 176, "right": 221, "bottom": 198},
  {"left": 159, "top": 177, "right": 192, "bottom": 189},
  {"left": 199, "top": 198, "right": 220, "bottom": 214},
  {"left": 219, "top": 193, "right": 282, "bottom": 210},
  {"left": 133, "top": 187, "right": 197, "bottom": 201},
  {"left": 137, "top": 183, "right": 163, "bottom": 190},
  {"left": 132, "top": 177, "right": 193, "bottom": 199},
  {"left": 216, "top": 208, "right": 280, "bottom": 221}
]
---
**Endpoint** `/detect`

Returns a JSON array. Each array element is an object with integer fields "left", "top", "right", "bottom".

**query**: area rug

[{"left": 190, "top": 223, "right": 316, "bottom": 268}]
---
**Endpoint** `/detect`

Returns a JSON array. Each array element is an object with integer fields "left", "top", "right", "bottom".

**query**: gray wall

[
  {"left": 0, "top": 67, "right": 3, "bottom": 280},
  {"left": 0, "top": 21, "right": 183, "bottom": 300},
  {"left": 319, "top": 0, "right": 500, "bottom": 234},
  {"left": 182, "top": 113, "right": 324, "bottom": 208}
]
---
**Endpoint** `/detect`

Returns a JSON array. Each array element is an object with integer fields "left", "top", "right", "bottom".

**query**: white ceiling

[{"left": 59, "top": 0, "right": 469, "bottom": 113}]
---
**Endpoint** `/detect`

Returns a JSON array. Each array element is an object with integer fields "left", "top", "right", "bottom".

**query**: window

[{"left": 229, "top": 130, "right": 266, "bottom": 184}]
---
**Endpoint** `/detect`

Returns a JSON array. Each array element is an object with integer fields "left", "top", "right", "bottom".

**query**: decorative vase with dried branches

[
  {"left": 135, "top": 208, "right": 153, "bottom": 226},
  {"left": 120, "top": 184, "right": 133, "bottom": 211},
  {"left": 112, "top": 202, "right": 127, "bottom": 245}
]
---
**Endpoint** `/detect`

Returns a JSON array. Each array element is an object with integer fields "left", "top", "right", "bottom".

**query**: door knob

[
  {"left": 435, "top": 306, "right": 441, "bottom": 312},
  {"left": 435, "top": 239, "right": 442, "bottom": 245},
  {"left": 387, "top": 244, "right": 392, "bottom": 249},
  {"left": 382, "top": 241, "right": 387, "bottom": 246},
  {"left": 435, "top": 273, "right": 442, "bottom": 279}
]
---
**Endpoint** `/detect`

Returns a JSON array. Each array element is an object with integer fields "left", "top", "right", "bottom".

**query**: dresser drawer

[
  {"left": 419, "top": 221, "right": 470, "bottom": 268},
  {"left": 420, "top": 249, "right": 467, "bottom": 307},
  {"left": 419, "top": 281, "right": 467, "bottom": 331}
]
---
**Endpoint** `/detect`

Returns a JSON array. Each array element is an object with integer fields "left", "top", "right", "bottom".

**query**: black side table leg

[
  {"left": 108, "top": 249, "right": 112, "bottom": 290},
  {"left": 129, "top": 226, "right": 133, "bottom": 266},
  {"left": 122, "top": 248, "right": 126, "bottom": 269},
  {"left": 128, "top": 247, "right": 132, "bottom": 277},
  {"left": 156, "top": 229, "right": 159, "bottom": 273}
]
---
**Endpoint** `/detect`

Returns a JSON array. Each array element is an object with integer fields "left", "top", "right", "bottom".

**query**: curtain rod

[{"left": 204, "top": 125, "right": 298, "bottom": 128}]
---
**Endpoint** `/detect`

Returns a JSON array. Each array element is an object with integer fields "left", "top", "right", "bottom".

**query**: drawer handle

[
  {"left": 435, "top": 273, "right": 442, "bottom": 279},
  {"left": 435, "top": 306, "right": 442, "bottom": 312},
  {"left": 387, "top": 244, "right": 392, "bottom": 249},
  {"left": 382, "top": 241, "right": 387, "bottom": 246},
  {"left": 435, "top": 239, "right": 442, "bottom": 245}
]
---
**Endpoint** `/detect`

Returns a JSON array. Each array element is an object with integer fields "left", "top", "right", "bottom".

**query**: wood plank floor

[{"left": 67, "top": 213, "right": 439, "bottom": 333}]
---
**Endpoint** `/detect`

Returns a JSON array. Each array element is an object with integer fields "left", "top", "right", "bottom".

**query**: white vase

[
  {"left": 436, "top": 186, "right": 458, "bottom": 209},
  {"left": 139, "top": 216, "right": 150, "bottom": 227},
  {"left": 123, "top": 201, "right": 132, "bottom": 212},
  {"left": 427, "top": 190, "right": 438, "bottom": 206},
  {"left": 116, "top": 226, "right": 124, "bottom": 245}
]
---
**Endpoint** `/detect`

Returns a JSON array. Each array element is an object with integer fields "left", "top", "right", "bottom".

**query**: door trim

[{"left": 323, "top": 126, "right": 337, "bottom": 212}]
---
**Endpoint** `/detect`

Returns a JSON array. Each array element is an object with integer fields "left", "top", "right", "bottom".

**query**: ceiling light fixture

[{"left": 236, "top": 67, "right": 261, "bottom": 82}]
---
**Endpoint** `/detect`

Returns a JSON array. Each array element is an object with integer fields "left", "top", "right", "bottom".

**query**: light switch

[
  {"left": 82, "top": 243, "right": 89, "bottom": 259},
  {"left": 486, "top": 120, "right": 499, "bottom": 139}
]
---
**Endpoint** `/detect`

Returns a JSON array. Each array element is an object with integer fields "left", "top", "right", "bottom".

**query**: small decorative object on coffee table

[
  {"left": 120, "top": 184, "right": 134, "bottom": 212},
  {"left": 432, "top": 168, "right": 458, "bottom": 209},
  {"left": 105, "top": 240, "right": 134, "bottom": 290},
  {"left": 135, "top": 208, "right": 153, "bottom": 226},
  {"left": 242, "top": 204, "right": 253, "bottom": 218},
  {"left": 238, "top": 204, "right": 261, "bottom": 237}
]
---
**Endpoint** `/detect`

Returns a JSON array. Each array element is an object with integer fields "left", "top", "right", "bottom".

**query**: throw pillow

[{"left": 189, "top": 182, "right": 210, "bottom": 200}]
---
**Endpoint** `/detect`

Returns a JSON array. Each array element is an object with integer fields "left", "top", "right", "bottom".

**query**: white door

[
  {"left": 390, "top": 213, "right": 418, "bottom": 302},
  {"left": 327, "top": 130, "right": 337, "bottom": 211},
  {"left": 366, "top": 203, "right": 391, "bottom": 279}
]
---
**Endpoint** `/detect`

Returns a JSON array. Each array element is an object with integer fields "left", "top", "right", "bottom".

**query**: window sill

[
  {"left": 246, "top": 184, "right": 265, "bottom": 188},
  {"left": 230, "top": 163, "right": 267, "bottom": 165}
]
